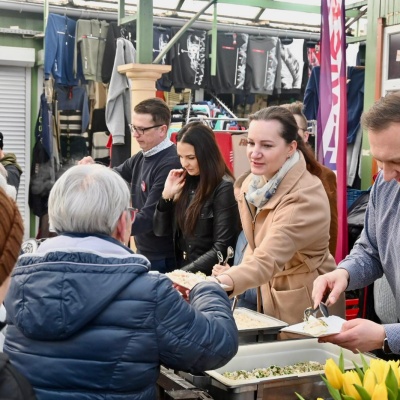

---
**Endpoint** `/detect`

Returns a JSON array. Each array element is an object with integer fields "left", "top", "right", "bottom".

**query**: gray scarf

[{"left": 246, "top": 151, "right": 300, "bottom": 209}]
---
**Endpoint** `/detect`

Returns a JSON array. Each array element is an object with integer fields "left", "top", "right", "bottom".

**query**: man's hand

[
  {"left": 312, "top": 269, "right": 349, "bottom": 309},
  {"left": 78, "top": 156, "right": 95, "bottom": 165},
  {"left": 318, "top": 319, "right": 386, "bottom": 354}
]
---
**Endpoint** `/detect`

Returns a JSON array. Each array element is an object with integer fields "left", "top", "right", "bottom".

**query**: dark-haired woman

[
  {"left": 153, "top": 122, "right": 240, "bottom": 275},
  {"left": 212, "top": 106, "right": 345, "bottom": 327}
]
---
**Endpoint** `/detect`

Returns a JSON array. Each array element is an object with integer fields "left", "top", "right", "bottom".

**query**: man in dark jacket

[
  {"left": 80, "top": 98, "right": 181, "bottom": 272},
  {"left": 0, "top": 132, "right": 23, "bottom": 193},
  {"left": 4, "top": 163, "right": 239, "bottom": 400}
]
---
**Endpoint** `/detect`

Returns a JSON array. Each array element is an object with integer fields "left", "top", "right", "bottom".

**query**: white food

[
  {"left": 233, "top": 311, "right": 276, "bottom": 329},
  {"left": 303, "top": 315, "right": 328, "bottom": 336},
  {"left": 165, "top": 270, "right": 207, "bottom": 289}
]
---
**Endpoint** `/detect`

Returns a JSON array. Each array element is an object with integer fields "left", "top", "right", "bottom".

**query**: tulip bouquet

[{"left": 295, "top": 352, "right": 400, "bottom": 400}]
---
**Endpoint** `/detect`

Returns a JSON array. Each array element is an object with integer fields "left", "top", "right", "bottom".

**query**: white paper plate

[{"left": 280, "top": 315, "right": 346, "bottom": 338}]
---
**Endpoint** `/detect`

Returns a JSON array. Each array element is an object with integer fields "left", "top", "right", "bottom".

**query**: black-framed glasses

[
  {"left": 127, "top": 207, "right": 139, "bottom": 222},
  {"left": 129, "top": 124, "right": 164, "bottom": 136}
]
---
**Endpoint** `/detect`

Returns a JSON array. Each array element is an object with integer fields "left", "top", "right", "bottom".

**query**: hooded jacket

[{"left": 4, "top": 235, "right": 238, "bottom": 400}]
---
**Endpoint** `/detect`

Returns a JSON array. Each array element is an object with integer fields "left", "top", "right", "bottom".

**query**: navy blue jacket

[{"left": 4, "top": 235, "right": 238, "bottom": 400}]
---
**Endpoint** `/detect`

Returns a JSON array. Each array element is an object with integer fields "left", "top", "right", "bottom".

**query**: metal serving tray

[
  {"left": 204, "top": 339, "right": 376, "bottom": 400},
  {"left": 234, "top": 307, "right": 288, "bottom": 343}
]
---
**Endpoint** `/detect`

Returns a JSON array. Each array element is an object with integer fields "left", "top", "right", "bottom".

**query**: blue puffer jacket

[{"left": 4, "top": 235, "right": 238, "bottom": 400}]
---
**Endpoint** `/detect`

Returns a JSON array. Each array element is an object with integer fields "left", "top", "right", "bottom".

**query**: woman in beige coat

[{"left": 213, "top": 106, "right": 344, "bottom": 326}]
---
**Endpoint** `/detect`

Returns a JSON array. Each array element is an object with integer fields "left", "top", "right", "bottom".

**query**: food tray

[
  {"left": 204, "top": 339, "right": 376, "bottom": 400},
  {"left": 234, "top": 307, "right": 288, "bottom": 343}
]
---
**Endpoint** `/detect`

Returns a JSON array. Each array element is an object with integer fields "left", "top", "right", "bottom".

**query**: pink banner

[{"left": 319, "top": 0, "right": 348, "bottom": 262}]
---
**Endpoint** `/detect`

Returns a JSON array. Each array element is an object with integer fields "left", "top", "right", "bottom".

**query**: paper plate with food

[
  {"left": 165, "top": 270, "right": 231, "bottom": 292},
  {"left": 280, "top": 315, "right": 346, "bottom": 338},
  {"left": 165, "top": 270, "right": 207, "bottom": 290}
]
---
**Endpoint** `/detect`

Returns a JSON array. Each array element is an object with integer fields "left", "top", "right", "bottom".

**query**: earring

[{"left": 287, "top": 154, "right": 291, "bottom": 159}]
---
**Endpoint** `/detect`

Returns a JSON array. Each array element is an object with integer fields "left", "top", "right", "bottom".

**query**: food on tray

[
  {"left": 222, "top": 361, "right": 324, "bottom": 380},
  {"left": 233, "top": 310, "right": 276, "bottom": 329},
  {"left": 165, "top": 270, "right": 207, "bottom": 289},
  {"left": 303, "top": 315, "right": 328, "bottom": 336}
]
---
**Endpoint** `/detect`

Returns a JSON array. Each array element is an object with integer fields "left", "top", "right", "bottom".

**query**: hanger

[
  {"left": 250, "top": 27, "right": 265, "bottom": 40},
  {"left": 306, "top": 32, "right": 319, "bottom": 48},
  {"left": 155, "top": 24, "right": 167, "bottom": 32},
  {"left": 280, "top": 30, "right": 293, "bottom": 45}
]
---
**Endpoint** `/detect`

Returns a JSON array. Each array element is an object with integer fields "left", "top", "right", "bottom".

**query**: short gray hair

[{"left": 48, "top": 164, "right": 131, "bottom": 235}]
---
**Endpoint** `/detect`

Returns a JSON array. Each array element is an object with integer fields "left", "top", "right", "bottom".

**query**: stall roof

[{"left": 2, "top": 0, "right": 368, "bottom": 36}]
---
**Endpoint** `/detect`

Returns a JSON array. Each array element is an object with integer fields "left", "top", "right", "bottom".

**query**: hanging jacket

[
  {"left": 44, "top": 13, "right": 84, "bottom": 85},
  {"left": 153, "top": 176, "right": 240, "bottom": 274},
  {"left": 106, "top": 38, "right": 136, "bottom": 145},
  {"left": 4, "top": 235, "right": 238, "bottom": 400},
  {"left": 74, "top": 19, "right": 109, "bottom": 82}
]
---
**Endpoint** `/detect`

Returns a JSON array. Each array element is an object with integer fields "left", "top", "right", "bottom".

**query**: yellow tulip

[
  {"left": 342, "top": 370, "right": 362, "bottom": 400},
  {"left": 386, "top": 360, "right": 400, "bottom": 386},
  {"left": 363, "top": 368, "right": 377, "bottom": 395},
  {"left": 324, "top": 358, "right": 343, "bottom": 390},
  {"left": 371, "top": 382, "right": 388, "bottom": 400},
  {"left": 369, "top": 359, "right": 388, "bottom": 384}
]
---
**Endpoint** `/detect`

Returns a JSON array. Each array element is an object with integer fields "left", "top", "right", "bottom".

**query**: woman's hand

[
  {"left": 162, "top": 169, "right": 187, "bottom": 199},
  {"left": 212, "top": 263, "right": 230, "bottom": 277}
]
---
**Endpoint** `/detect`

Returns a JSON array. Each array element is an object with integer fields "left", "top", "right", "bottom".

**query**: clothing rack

[{"left": 187, "top": 116, "right": 248, "bottom": 133}]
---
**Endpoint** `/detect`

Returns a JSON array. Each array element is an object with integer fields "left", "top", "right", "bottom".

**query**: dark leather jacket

[{"left": 153, "top": 177, "right": 240, "bottom": 275}]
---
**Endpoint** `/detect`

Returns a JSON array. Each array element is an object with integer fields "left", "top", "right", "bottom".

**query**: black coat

[{"left": 153, "top": 177, "right": 240, "bottom": 275}]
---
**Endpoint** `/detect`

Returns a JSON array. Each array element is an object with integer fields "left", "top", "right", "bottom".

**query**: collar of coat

[{"left": 240, "top": 152, "right": 307, "bottom": 210}]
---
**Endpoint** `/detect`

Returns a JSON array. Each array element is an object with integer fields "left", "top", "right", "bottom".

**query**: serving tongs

[
  {"left": 304, "top": 294, "right": 330, "bottom": 321},
  {"left": 216, "top": 248, "right": 238, "bottom": 312}
]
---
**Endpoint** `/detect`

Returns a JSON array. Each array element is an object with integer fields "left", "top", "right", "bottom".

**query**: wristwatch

[{"left": 382, "top": 337, "right": 393, "bottom": 354}]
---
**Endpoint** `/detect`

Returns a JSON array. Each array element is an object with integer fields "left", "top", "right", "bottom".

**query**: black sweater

[{"left": 114, "top": 145, "right": 181, "bottom": 260}]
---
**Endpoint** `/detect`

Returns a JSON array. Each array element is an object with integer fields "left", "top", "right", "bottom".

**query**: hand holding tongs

[
  {"left": 304, "top": 293, "right": 330, "bottom": 321},
  {"left": 216, "top": 248, "right": 238, "bottom": 311}
]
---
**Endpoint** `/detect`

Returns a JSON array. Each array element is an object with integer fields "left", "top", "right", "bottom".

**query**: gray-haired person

[{"left": 4, "top": 163, "right": 238, "bottom": 400}]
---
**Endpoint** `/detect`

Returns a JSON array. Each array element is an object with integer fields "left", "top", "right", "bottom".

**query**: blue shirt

[{"left": 339, "top": 173, "right": 400, "bottom": 353}]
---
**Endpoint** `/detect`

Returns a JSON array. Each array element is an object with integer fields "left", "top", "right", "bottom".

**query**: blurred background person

[
  {"left": 212, "top": 106, "right": 344, "bottom": 326},
  {"left": 153, "top": 122, "right": 240, "bottom": 275},
  {"left": 0, "top": 186, "right": 36, "bottom": 399},
  {"left": 0, "top": 132, "right": 22, "bottom": 194},
  {"left": 4, "top": 163, "right": 238, "bottom": 400},
  {"left": 281, "top": 101, "right": 338, "bottom": 256},
  {"left": 0, "top": 164, "right": 17, "bottom": 200}
]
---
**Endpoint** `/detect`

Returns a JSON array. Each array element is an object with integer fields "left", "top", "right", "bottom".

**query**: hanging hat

[{"left": 0, "top": 187, "right": 24, "bottom": 284}]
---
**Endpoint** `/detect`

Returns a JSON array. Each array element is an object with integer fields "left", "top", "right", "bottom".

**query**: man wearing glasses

[{"left": 80, "top": 98, "right": 180, "bottom": 273}]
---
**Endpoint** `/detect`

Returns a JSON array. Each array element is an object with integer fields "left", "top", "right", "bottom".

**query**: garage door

[{"left": 0, "top": 66, "right": 31, "bottom": 237}]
